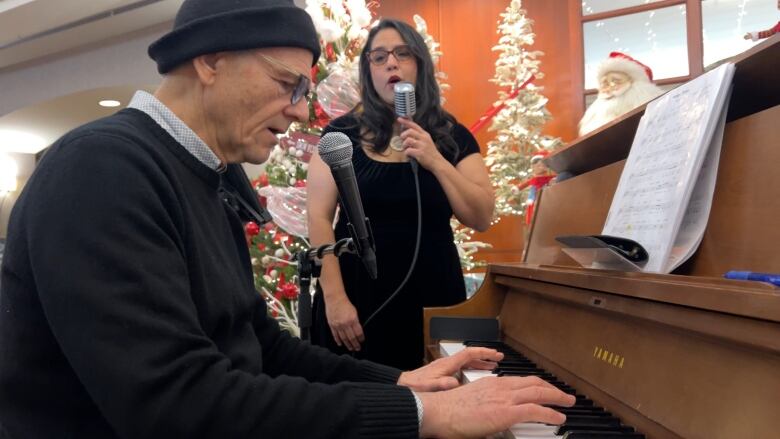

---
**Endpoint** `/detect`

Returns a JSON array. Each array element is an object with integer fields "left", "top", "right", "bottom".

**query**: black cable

[{"left": 363, "top": 161, "right": 421, "bottom": 328}]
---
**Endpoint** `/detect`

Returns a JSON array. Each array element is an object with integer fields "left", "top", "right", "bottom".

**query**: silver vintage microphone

[
  {"left": 393, "top": 81, "right": 416, "bottom": 118},
  {"left": 393, "top": 81, "right": 418, "bottom": 172}
]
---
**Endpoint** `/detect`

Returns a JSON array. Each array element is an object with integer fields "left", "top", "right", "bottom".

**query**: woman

[{"left": 308, "top": 19, "right": 494, "bottom": 370}]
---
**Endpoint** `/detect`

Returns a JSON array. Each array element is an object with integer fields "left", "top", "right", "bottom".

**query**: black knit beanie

[{"left": 148, "top": 0, "right": 321, "bottom": 74}]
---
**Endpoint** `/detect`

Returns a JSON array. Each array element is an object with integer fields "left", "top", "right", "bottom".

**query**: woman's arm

[
  {"left": 400, "top": 119, "right": 495, "bottom": 231},
  {"left": 306, "top": 151, "right": 365, "bottom": 351}
]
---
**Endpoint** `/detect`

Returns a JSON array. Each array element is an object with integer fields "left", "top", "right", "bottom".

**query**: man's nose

[{"left": 286, "top": 98, "right": 309, "bottom": 123}]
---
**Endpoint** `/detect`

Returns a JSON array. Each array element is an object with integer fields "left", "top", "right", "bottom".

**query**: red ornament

[
  {"left": 273, "top": 232, "right": 289, "bottom": 244},
  {"left": 279, "top": 282, "right": 299, "bottom": 300},
  {"left": 245, "top": 222, "right": 260, "bottom": 236},
  {"left": 311, "top": 101, "right": 330, "bottom": 129},
  {"left": 325, "top": 43, "right": 336, "bottom": 62},
  {"left": 294, "top": 179, "right": 306, "bottom": 188},
  {"left": 255, "top": 173, "right": 269, "bottom": 188}
]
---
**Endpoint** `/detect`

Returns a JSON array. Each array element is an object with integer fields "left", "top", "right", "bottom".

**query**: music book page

[{"left": 602, "top": 63, "right": 735, "bottom": 273}]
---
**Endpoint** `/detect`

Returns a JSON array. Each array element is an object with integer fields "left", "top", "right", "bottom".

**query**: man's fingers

[
  {"left": 510, "top": 385, "right": 576, "bottom": 408},
  {"left": 510, "top": 404, "right": 568, "bottom": 426},
  {"left": 466, "top": 359, "right": 501, "bottom": 370},
  {"left": 459, "top": 347, "right": 503, "bottom": 363},
  {"left": 502, "top": 375, "right": 560, "bottom": 392}
]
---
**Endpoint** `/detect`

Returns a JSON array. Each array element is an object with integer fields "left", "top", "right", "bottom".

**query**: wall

[{"left": 376, "top": 0, "right": 581, "bottom": 267}]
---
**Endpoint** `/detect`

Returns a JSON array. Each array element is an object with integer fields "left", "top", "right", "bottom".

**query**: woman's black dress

[{"left": 311, "top": 114, "right": 480, "bottom": 370}]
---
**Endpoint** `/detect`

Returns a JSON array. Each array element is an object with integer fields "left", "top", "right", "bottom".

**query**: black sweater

[{"left": 0, "top": 109, "right": 418, "bottom": 438}]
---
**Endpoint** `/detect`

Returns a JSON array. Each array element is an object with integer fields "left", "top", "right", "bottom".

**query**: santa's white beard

[{"left": 578, "top": 80, "right": 664, "bottom": 136}]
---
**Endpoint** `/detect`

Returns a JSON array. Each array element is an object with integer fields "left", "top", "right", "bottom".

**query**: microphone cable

[{"left": 363, "top": 161, "right": 422, "bottom": 328}]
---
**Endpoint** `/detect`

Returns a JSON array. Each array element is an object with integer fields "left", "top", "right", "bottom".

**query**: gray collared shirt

[{"left": 127, "top": 90, "right": 224, "bottom": 172}]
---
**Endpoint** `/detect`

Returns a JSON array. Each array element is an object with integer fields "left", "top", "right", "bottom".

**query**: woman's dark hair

[{"left": 352, "top": 19, "right": 458, "bottom": 158}]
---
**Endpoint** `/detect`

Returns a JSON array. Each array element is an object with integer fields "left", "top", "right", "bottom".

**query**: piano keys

[{"left": 440, "top": 341, "right": 645, "bottom": 439}]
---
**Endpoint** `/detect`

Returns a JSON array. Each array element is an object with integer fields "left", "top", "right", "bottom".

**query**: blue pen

[{"left": 724, "top": 271, "right": 780, "bottom": 287}]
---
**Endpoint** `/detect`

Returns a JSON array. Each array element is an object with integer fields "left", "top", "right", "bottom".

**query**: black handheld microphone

[
  {"left": 318, "top": 132, "right": 378, "bottom": 279},
  {"left": 394, "top": 81, "right": 418, "bottom": 172}
]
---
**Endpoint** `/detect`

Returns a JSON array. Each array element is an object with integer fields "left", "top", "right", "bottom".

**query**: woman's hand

[
  {"left": 324, "top": 293, "right": 364, "bottom": 351},
  {"left": 398, "top": 117, "right": 446, "bottom": 170}
]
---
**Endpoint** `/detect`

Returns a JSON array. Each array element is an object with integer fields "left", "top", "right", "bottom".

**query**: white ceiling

[{"left": 0, "top": 0, "right": 183, "bottom": 70}]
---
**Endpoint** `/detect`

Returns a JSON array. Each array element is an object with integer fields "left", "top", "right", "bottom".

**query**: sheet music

[
  {"left": 602, "top": 63, "right": 735, "bottom": 273},
  {"left": 667, "top": 90, "right": 729, "bottom": 271}
]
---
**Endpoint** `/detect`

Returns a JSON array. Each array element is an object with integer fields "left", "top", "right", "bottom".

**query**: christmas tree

[{"left": 485, "top": 0, "right": 562, "bottom": 218}]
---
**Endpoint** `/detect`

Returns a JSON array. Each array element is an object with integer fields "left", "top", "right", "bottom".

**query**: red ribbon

[{"left": 468, "top": 75, "right": 536, "bottom": 134}]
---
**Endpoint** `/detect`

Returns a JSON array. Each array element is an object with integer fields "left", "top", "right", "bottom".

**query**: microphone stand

[
  {"left": 296, "top": 238, "right": 355, "bottom": 341},
  {"left": 297, "top": 217, "right": 376, "bottom": 340}
]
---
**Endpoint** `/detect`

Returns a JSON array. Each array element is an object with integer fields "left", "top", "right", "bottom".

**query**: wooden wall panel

[{"left": 375, "top": 0, "right": 580, "bottom": 269}]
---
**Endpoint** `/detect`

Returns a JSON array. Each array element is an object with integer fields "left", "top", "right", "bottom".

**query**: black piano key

[
  {"left": 497, "top": 371, "right": 556, "bottom": 380},
  {"left": 556, "top": 407, "right": 611, "bottom": 417},
  {"left": 494, "top": 367, "right": 546, "bottom": 373},
  {"left": 563, "top": 415, "right": 622, "bottom": 425},
  {"left": 464, "top": 340, "right": 507, "bottom": 348},
  {"left": 573, "top": 396, "right": 595, "bottom": 406},
  {"left": 497, "top": 361, "right": 537, "bottom": 367},
  {"left": 556, "top": 424, "right": 635, "bottom": 435},
  {"left": 563, "top": 432, "right": 645, "bottom": 439}
]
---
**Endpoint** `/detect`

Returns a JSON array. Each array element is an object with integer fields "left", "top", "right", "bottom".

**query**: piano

[{"left": 425, "top": 36, "right": 780, "bottom": 439}]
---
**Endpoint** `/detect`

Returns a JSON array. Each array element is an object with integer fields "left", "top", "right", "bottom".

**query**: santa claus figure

[
  {"left": 744, "top": 0, "right": 779, "bottom": 41},
  {"left": 578, "top": 52, "right": 664, "bottom": 136}
]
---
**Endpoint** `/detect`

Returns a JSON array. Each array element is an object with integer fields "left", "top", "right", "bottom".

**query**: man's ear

[{"left": 191, "top": 53, "right": 223, "bottom": 86}]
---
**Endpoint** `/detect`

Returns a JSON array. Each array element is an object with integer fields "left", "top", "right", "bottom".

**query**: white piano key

[
  {"left": 439, "top": 341, "right": 466, "bottom": 357},
  {"left": 463, "top": 369, "right": 493, "bottom": 382},
  {"left": 511, "top": 423, "right": 558, "bottom": 436}
]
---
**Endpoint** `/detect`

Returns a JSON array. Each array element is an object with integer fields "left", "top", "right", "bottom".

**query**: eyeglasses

[
  {"left": 366, "top": 45, "right": 415, "bottom": 66},
  {"left": 257, "top": 53, "right": 311, "bottom": 105}
]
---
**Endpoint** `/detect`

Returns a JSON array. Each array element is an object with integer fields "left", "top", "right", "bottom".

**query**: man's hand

[
  {"left": 397, "top": 347, "right": 503, "bottom": 392},
  {"left": 418, "top": 376, "right": 576, "bottom": 439}
]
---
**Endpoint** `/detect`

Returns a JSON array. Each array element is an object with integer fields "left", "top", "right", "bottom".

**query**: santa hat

[
  {"left": 597, "top": 52, "right": 654, "bottom": 84},
  {"left": 530, "top": 150, "right": 549, "bottom": 164}
]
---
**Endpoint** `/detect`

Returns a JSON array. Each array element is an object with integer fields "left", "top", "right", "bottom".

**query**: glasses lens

[
  {"left": 291, "top": 75, "right": 310, "bottom": 105},
  {"left": 369, "top": 50, "right": 389, "bottom": 65},
  {"left": 395, "top": 46, "right": 413, "bottom": 60}
]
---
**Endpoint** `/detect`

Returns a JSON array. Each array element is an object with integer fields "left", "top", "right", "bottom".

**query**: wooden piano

[{"left": 424, "top": 36, "right": 780, "bottom": 439}]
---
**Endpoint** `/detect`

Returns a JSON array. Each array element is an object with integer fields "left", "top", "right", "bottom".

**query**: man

[
  {"left": 0, "top": 1, "right": 573, "bottom": 437},
  {"left": 578, "top": 52, "right": 664, "bottom": 137}
]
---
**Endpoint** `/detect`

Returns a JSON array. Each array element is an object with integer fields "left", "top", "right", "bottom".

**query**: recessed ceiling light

[
  {"left": 99, "top": 100, "right": 121, "bottom": 108},
  {"left": 0, "top": 130, "right": 47, "bottom": 154}
]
